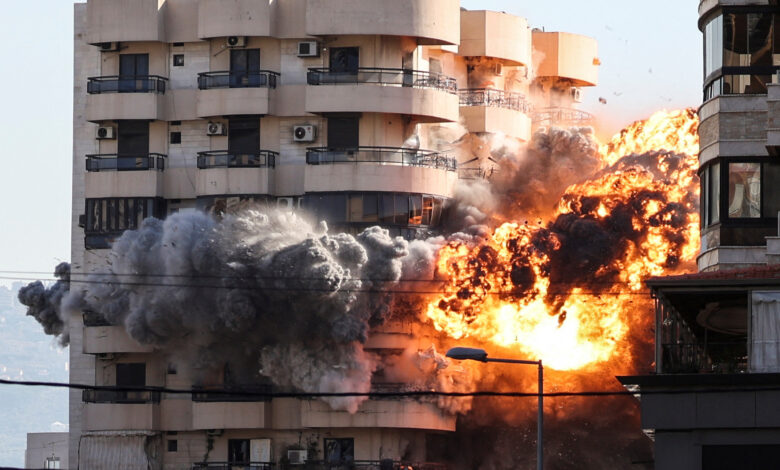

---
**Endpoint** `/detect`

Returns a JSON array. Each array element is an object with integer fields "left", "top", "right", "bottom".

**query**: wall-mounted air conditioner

[
  {"left": 207, "top": 122, "right": 226, "bottom": 136},
  {"left": 297, "top": 41, "right": 319, "bottom": 58},
  {"left": 227, "top": 36, "right": 246, "bottom": 48},
  {"left": 293, "top": 125, "right": 317, "bottom": 142},
  {"left": 96, "top": 126, "right": 115, "bottom": 140},
  {"left": 98, "top": 42, "right": 120, "bottom": 52},
  {"left": 288, "top": 450, "right": 307, "bottom": 465},
  {"left": 571, "top": 87, "right": 582, "bottom": 103}
]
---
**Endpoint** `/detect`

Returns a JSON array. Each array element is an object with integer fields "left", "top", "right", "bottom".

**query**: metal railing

[
  {"left": 86, "top": 153, "right": 166, "bottom": 172},
  {"left": 458, "top": 88, "right": 530, "bottom": 112},
  {"left": 192, "top": 463, "right": 274, "bottom": 470},
  {"left": 198, "top": 70, "right": 280, "bottom": 90},
  {"left": 82, "top": 389, "right": 161, "bottom": 404},
  {"left": 458, "top": 167, "right": 498, "bottom": 180},
  {"left": 661, "top": 342, "right": 748, "bottom": 374},
  {"left": 302, "top": 461, "right": 447, "bottom": 470},
  {"left": 197, "top": 150, "right": 277, "bottom": 169},
  {"left": 532, "top": 107, "right": 594, "bottom": 127},
  {"left": 87, "top": 75, "right": 168, "bottom": 94},
  {"left": 306, "top": 147, "right": 456, "bottom": 171},
  {"left": 191, "top": 385, "right": 273, "bottom": 402},
  {"left": 307, "top": 67, "right": 457, "bottom": 94}
]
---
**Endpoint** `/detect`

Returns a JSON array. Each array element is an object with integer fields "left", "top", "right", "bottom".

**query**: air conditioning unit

[
  {"left": 277, "top": 197, "right": 294, "bottom": 210},
  {"left": 97, "top": 42, "right": 120, "bottom": 52},
  {"left": 293, "top": 125, "right": 317, "bottom": 142},
  {"left": 96, "top": 126, "right": 115, "bottom": 140},
  {"left": 226, "top": 36, "right": 246, "bottom": 48},
  {"left": 493, "top": 62, "right": 503, "bottom": 76},
  {"left": 297, "top": 41, "right": 319, "bottom": 57},
  {"left": 207, "top": 122, "right": 226, "bottom": 136},
  {"left": 287, "top": 450, "right": 307, "bottom": 465},
  {"left": 571, "top": 87, "right": 583, "bottom": 103}
]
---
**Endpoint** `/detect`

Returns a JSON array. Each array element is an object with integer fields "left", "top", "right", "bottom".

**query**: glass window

[
  {"left": 728, "top": 162, "right": 761, "bottom": 218},
  {"left": 362, "top": 193, "right": 378, "bottom": 222},
  {"left": 422, "top": 196, "right": 433, "bottom": 225},
  {"left": 764, "top": 162, "right": 780, "bottom": 217},
  {"left": 747, "top": 13, "right": 773, "bottom": 67},
  {"left": 431, "top": 197, "right": 443, "bottom": 227},
  {"left": 409, "top": 195, "right": 422, "bottom": 225},
  {"left": 705, "top": 15, "right": 724, "bottom": 77},
  {"left": 709, "top": 163, "right": 720, "bottom": 225},
  {"left": 724, "top": 13, "right": 749, "bottom": 67},
  {"left": 379, "top": 194, "right": 395, "bottom": 223},
  {"left": 324, "top": 438, "right": 354, "bottom": 464},
  {"left": 394, "top": 194, "right": 409, "bottom": 223}
]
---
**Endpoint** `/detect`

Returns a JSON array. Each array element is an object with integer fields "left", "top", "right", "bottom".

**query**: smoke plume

[{"left": 17, "top": 261, "right": 71, "bottom": 344}]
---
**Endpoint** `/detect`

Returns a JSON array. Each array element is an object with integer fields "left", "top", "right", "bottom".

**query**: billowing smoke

[{"left": 17, "top": 261, "right": 72, "bottom": 344}]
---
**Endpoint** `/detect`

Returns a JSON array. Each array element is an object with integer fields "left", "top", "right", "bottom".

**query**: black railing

[
  {"left": 192, "top": 385, "right": 273, "bottom": 402},
  {"left": 458, "top": 88, "right": 530, "bottom": 112},
  {"left": 82, "top": 389, "right": 161, "bottom": 404},
  {"left": 198, "top": 70, "right": 280, "bottom": 90},
  {"left": 458, "top": 167, "right": 498, "bottom": 180},
  {"left": 197, "top": 150, "right": 277, "bottom": 169},
  {"left": 87, "top": 75, "right": 168, "bottom": 94},
  {"left": 86, "top": 153, "right": 166, "bottom": 172},
  {"left": 661, "top": 342, "right": 748, "bottom": 374},
  {"left": 532, "top": 106, "right": 594, "bottom": 126},
  {"left": 306, "top": 147, "right": 456, "bottom": 171},
  {"left": 307, "top": 67, "right": 457, "bottom": 94},
  {"left": 192, "top": 463, "right": 274, "bottom": 470},
  {"left": 302, "top": 461, "right": 447, "bottom": 470}
]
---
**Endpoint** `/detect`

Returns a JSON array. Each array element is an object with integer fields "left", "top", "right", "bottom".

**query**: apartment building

[
  {"left": 70, "top": 1, "right": 598, "bottom": 468},
  {"left": 619, "top": 2, "right": 780, "bottom": 469}
]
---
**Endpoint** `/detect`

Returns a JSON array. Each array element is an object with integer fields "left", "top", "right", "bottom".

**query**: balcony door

[
  {"left": 116, "top": 362, "right": 146, "bottom": 402},
  {"left": 329, "top": 47, "right": 359, "bottom": 73},
  {"left": 327, "top": 116, "right": 359, "bottom": 150},
  {"left": 119, "top": 53, "right": 149, "bottom": 92},
  {"left": 230, "top": 49, "right": 260, "bottom": 88},
  {"left": 117, "top": 121, "right": 149, "bottom": 162}
]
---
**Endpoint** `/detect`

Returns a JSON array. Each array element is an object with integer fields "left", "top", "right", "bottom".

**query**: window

[
  {"left": 170, "top": 131, "right": 181, "bottom": 145},
  {"left": 230, "top": 49, "right": 261, "bottom": 87},
  {"left": 329, "top": 47, "right": 359, "bottom": 73},
  {"left": 44, "top": 457, "right": 61, "bottom": 469},
  {"left": 173, "top": 54, "right": 184, "bottom": 67},
  {"left": 327, "top": 116, "right": 359, "bottom": 149},
  {"left": 703, "top": 162, "right": 721, "bottom": 226},
  {"left": 119, "top": 54, "right": 150, "bottom": 92},
  {"left": 116, "top": 362, "right": 146, "bottom": 402},
  {"left": 324, "top": 438, "right": 354, "bottom": 464},
  {"left": 228, "top": 439, "right": 250, "bottom": 465},
  {"left": 167, "top": 440, "right": 178, "bottom": 452},
  {"left": 118, "top": 120, "right": 150, "bottom": 157},
  {"left": 703, "top": 160, "right": 780, "bottom": 223},
  {"left": 196, "top": 195, "right": 271, "bottom": 217},
  {"left": 228, "top": 118, "right": 260, "bottom": 153},
  {"left": 85, "top": 198, "right": 166, "bottom": 234},
  {"left": 728, "top": 162, "right": 761, "bottom": 218}
]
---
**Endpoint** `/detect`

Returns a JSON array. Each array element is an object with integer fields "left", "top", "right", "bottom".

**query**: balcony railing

[
  {"left": 197, "top": 150, "right": 277, "bottom": 169},
  {"left": 197, "top": 70, "right": 280, "bottom": 90},
  {"left": 192, "top": 385, "right": 273, "bottom": 402},
  {"left": 661, "top": 342, "right": 748, "bottom": 374},
  {"left": 306, "top": 147, "right": 456, "bottom": 171},
  {"left": 87, "top": 75, "right": 168, "bottom": 94},
  {"left": 192, "top": 463, "right": 273, "bottom": 470},
  {"left": 86, "top": 153, "right": 166, "bottom": 172},
  {"left": 307, "top": 67, "right": 457, "bottom": 94},
  {"left": 82, "top": 389, "right": 161, "bottom": 404},
  {"left": 458, "top": 88, "right": 530, "bottom": 113},
  {"left": 301, "top": 461, "right": 447, "bottom": 470},
  {"left": 532, "top": 106, "right": 594, "bottom": 127},
  {"left": 458, "top": 167, "right": 498, "bottom": 180}
]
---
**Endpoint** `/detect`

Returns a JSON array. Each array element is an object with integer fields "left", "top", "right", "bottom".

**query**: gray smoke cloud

[{"left": 17, "top": 262, "right": 72, "bottom": 344}]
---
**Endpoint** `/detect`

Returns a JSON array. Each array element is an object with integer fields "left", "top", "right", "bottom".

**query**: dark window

[
  {"left": 117, "top": 121, "right": 150, "bottom": 157},
  {"left": 728, "top": 162, "right": 761, "bottom": 218},
  {"left": 394, "top": 194, "right": 409, "bottom": 224},
  {"left": 329, "top": 47, "right": 359, "bottom": 73},
  {"left": 173, "top": 54, "right": 184, "bottom": 67},
  {"left": 167, "top": 440, "right": 177, "bottom": 452},
  {"left": 230, "top": 49, "right": 261, "bottom": 87},
  {"left": 170, "top": 131, "right": 181, "bottom": 145},
  {"left": 228, "top": 118, "right": 260, "bottom": 153},
  {"left": 765, "top": 162, "right": 780, "bottom": 217},
  {"left": 171, "top": 121, "right": 182, "bottom": 126},
  {"left": 409, "top": 194, "right": 422, "bottom": 224},
  {"left": 327, "top": 116, "right": 359, "bottom": 149},
  {"left": 116, "top": 363, "right": 145, "bottom": 387},
  {"left": 228, "top": 439, "right": 249, "bottom": 465},
  {"left": 85, "top": 198, "right": 166, "bottom": 235},
  {"left": 379, "top": 194, "right": 395, "bottom": 223},
  {"left": 324, "top": 438, "right": 354, "bottom": 464},
  {"left": 119, "top": 54, "right": 150, "bottom": 92},
  {"left": 703, "top": 444, "right": 780, "bottom": 470}
]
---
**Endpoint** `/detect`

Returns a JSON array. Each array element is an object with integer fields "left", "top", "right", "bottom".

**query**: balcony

[
  {"left": 197, "top": 0, "right": 272, "bottom": 39},
  {"left": 532, "top": 31, "right": 599, "bottom": 87},
  {"left": 306, "top": 68, "right": 458, "bottom": 123},
  {"left": 82, "top": 389, "right": 161, "bottom": 431},
  {"left": 459, "top": 10, "right": 532, "bottom": 65},
  {"left": 297, "top": 399, "right": 456, "bottom": 431},
  {"left": 84, "top": 154, "right": 166, "bottom": 199},
  {"left": 86, "top": 0, "right": 164, "bottom": 44},
  {"left": 532, "top": 107, "right": 594, "bottom": 128},
  {"left": 459, "top": 88, "right": 532, "bottom": 139},
  {"left": 86, "top": 76, "right": 167, "bottom": 122},
  {"left": 192, "top": 464, "right": 273, "bottom": 470},
  {"left": 304, "top": 148, "right": 457, "bottom": 195},
  {"left": 191, "top": 385, "right": 272, "bottom": 402},
  {"left": 305, "top": 0, "right": 460, "bottom": 45},
  {"left": 196, "top": 71, "right": 278, "bottom": 118},
  {"left": 272, "top": 462, "right": 446, "bottom": 470},
  {"left": 83, "top": 324, "right": 155, "bottom": 354},
  {"left": 196, "top": 150, "right": 276, "bottom": 196}
]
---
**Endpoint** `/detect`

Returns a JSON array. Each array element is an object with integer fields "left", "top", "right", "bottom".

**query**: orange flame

[{"left": 427, "top": 109, "right": 700, "bottom": 372}]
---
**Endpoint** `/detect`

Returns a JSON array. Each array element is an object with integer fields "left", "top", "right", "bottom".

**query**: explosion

[{"left": 426, "top": 109, "right": 700, "bottom": 372}]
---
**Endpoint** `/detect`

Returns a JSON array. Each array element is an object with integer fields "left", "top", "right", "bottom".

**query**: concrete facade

[{"left": 70, "top": 1, "right": 599, "bottom": 468}]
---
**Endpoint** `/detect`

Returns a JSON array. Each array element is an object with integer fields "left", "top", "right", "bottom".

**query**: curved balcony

[
  {"left": 196, "top": 71, "right": 278, "bottom": 118},
  {"left": 305, "top": 0, "right": 460, "bottom": 45},
  {"left": 459, "top": 88, "right": 532, "bottom": 139},
  {"left": 197, "top": 0, "right": 272, "bottom": 39},
  {"left": 304, "top": 148, "right": 457, "bottom": 195},
  {"left": 459, "top": 10, "right": 532, "bottom": 65},
  {"left": 196, "top": 150, "right": 276, "bottom": 196},
  {"left": 532, "top": 107, "right": 594, "bottom": 128},
  {"left": 85, "top": 154, "right": 166, "bottom": 199},
  {"left": 306, "top": 68, "right": 458, "bottom": 123},
  {"left": 532, "top": 31, "right": 599, "bottom": 87},
  {"left": 86, "top": 75, "right": 167, "bottom": 122}
]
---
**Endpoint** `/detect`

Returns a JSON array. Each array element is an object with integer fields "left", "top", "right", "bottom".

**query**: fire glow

[{"left": 427, "top": 109, "right": 701, "bottom": 371}]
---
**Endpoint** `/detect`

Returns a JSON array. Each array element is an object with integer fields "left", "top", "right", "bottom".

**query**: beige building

[{"left": 70, "top": 1, "right": 598, "bottom": 468}]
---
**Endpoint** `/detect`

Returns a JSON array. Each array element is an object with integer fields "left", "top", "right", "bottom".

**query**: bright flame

[{"left": 427, "top": 109, "right": 700, "bottom": 371}]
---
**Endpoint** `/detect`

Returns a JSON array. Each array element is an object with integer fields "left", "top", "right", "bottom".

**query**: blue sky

[{"left": 0, "top": 1, "right": 702, "bottom": 286}]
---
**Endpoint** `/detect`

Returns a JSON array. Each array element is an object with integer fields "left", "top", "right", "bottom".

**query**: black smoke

[{"left": 17, "top": 262, "right": 71, "bottom": 344}]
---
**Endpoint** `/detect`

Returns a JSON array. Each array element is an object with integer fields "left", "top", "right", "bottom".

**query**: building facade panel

[
  {"left": 459, "top": 10, "right": 532, "bottom": 66},
  {"left": 532, "top": 31, "right": 599, "bottom": 86},
  {"left": 303, "top": 164, "right": 457, "bottom": 196},
  {"left": 86, "top": 0, "right": 164, "bottom": 44},
  {"left": 197, "top": 0, "right": 272, "bottom": 39}
]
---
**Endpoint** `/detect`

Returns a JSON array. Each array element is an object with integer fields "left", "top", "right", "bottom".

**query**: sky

[{"left": 0, "top": 0, "right": 702, "bottom": 287}]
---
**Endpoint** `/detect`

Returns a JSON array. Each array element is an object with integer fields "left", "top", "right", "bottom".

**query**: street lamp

[{"left": 446, "top": 347, "right": 544, "bottom": 470}]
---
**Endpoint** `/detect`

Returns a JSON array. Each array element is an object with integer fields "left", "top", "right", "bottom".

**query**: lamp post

[{"left": 446, "top": 347, "right": 543, "bottom": 470}]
